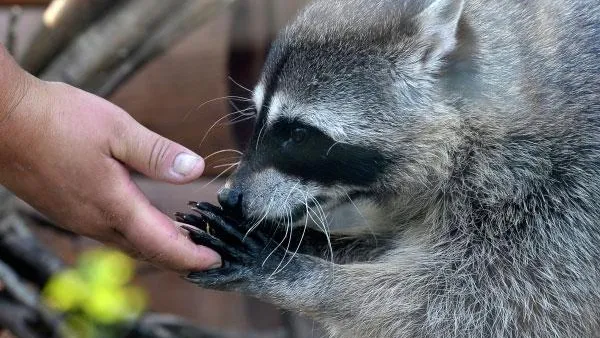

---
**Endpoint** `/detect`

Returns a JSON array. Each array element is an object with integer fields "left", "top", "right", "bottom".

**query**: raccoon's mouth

[
  {"left": 286, "top": 190, "right": 369, "bottom": 225},
  {"left": 287, "top": 195, "right": 331, "bottom": 221}
]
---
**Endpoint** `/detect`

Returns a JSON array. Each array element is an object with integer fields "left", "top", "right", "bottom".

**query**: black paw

[{"left": 176, "top": 201, "right": 301, "bottom": 292}]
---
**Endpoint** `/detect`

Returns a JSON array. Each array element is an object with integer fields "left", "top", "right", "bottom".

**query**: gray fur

[{"left": 219, "top": 0, "right": 600, "bottom": 336}]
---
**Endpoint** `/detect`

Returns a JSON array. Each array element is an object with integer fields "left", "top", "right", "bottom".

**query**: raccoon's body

[{"left": 181, "top": 0, "right": 600, "bottom": 336}]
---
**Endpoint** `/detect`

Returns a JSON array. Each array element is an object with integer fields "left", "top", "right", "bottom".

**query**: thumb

[{"left": 111, "top": 115, "right": 205, "bottom": 183}]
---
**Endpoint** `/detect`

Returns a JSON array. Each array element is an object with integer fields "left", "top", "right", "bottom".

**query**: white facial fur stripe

[
  {"left": 253, "top": 83, "right": 266, "bottom": 113},
  {"left": 301, "top": 113, "right": 349, "bottom": 142},
  {"left": 262, "top": 92, "right": 349, "bottom": 142},
  {"left": 265, "top": 93, "right": 286, "bottom": 126}
]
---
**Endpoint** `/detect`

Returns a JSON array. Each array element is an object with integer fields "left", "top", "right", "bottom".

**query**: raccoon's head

[{"left": 219, "top": 0, "right": 466, "bottom": 225}]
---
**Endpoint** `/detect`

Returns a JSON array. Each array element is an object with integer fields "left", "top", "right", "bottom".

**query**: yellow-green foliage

[{"left": 43, "top": 248, "right": 147, "bottom": 327}]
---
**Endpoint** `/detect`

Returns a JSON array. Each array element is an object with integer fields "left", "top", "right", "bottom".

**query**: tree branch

[{"left": 19, "top": 0, "right": 121, "bottom": 75}]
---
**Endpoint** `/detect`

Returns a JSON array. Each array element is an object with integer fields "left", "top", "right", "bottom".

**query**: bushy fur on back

[{"left": 189, "top": 0, "right": 600, "bottom": 337}]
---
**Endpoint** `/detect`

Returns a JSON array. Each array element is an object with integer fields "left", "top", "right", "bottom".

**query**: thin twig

[
  {"left": 0, "top": 260, "right": 37, "bottom": 308},
  {"left": 6, "top": 6, "right": 22, "bottom": 56}
]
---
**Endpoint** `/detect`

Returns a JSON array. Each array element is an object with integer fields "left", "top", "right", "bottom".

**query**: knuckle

[
  {"left": 103, "top": 209, "right": 132, "bottom": 232},
  {"left": 110, "top": 116, "right": 127, "bottom": 142},
  {"left": 148, "top": 137, "right": 171, "bottom": 178},
  {"left": 108, "top": 117, "right": 130, "bottom": 159}
]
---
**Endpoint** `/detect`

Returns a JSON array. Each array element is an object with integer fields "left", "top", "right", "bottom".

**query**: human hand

[{"left": 0, "top": 46, "right": 221, "bottom": 273}]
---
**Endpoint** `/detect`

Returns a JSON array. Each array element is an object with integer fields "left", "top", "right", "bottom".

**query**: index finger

[{"left": 113, "top": 197, "right": 222, "bottom": 273}]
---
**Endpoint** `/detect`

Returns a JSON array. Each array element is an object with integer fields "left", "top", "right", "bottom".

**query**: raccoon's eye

[{"left": 291, "top": 127, "right": 307, "bottom": 144}]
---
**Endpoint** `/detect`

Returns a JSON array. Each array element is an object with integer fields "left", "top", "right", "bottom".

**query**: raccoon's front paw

[{"left": 176, "top": 202, "right": 291, "bottom": 292}]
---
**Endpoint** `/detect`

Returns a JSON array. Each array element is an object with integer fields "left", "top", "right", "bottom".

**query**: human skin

[{"left": 0, "top": 44, "right": 221, "bottom": 273}]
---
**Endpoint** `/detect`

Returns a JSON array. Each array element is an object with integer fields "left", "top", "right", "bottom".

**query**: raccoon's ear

[{"left": 414, "top": 0, "right": 465, "bottom": 64}]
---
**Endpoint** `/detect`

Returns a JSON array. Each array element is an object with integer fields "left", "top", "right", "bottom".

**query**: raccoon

[{"left": 177, "top": 0, "right": 600, "bottom": 336}]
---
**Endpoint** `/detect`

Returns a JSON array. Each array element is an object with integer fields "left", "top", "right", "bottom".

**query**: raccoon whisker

[
  {"left": 230, "top": 106, "right": 257, "bottom": 117},
  {"left": 229, "top": 107, "right": 256, "bottom": 118},
  {"left": 228, "top": 100, "right": 242, "bottom": 114},
  {"left": 270, "top": 206, "right": 295, "bottom": 277},
  {"left": 227, "top": 97, "right": 254, "bottom": 115},
  {"left": 306, "top": 206, "right": 334, "bottom": 265},
  {"left": 309, "top": 202, "right": 327, "bottom": 228},
  {"left": 182, "top": 95, "right": 253, "bottom": 121},
  {"left": 289, "top": 187, "right": 332, "bottom": 263},
  {"left": 212, "top": 162, "right": 240, "bottom": 169},
  {"left": 261, "top": 212, "right": 285, "bottom": 269},
  {"left": 246, "top": 206, "right": 270, "bottom": 236},
  {"left": 203, "top": 149, "right": 244, "bottom": 161},
  {"left": 278, "top": 206, "right": 299, "bottom": 275},
  {"left": 283, "top": 181, "right": 301, "bottom": 208},
  {"left": 343, "top": 192, "right": 365, "bottom": 221},
  {"left": 308, "top": 195, "right": 329, "bottom": 232},
  {"left": 246, "top": 193, "right": 276, "bottom": 238},
  {"left": 271, "top": 184, "right": 300, "bottom": 276},
  {"left": 305, "top": 195, "right": 333, "bottom": 264},
  {"left": 288, "top": 187, "right": 314, "bottom": 227},
  {"left": 289, "top": 186, "right": 329, "bottom": 223},
  {"left": 263, "top": 205, "right": 291, "bottom": 271},
  {"left": 255, "top": 121, "right": 268, "bottom": 152},
  {"left": 197, "top": 163, "right": 239, "bottom": 191},
  {"left": 289, "top": 186, "right": 327, "bottom": 227},
  {"left": 200, "top": 108, "right": 256, "bottom": 147},
  {"left": 278, "top": 202, "right": 310, "bottom": 274},
  {"left": 207, "top": 156, "right": 243, "bottom": 167},
  {"left": 227, "top": 95, "right": 253, "bottom": 102},
  {"left": 326, "top": 141, "right": 343, "bottom": 156},
  {"left": 263, "top": 182, "right": 299, "bottom": 273},
  {"left": 271, "top": 190, "right": 313, "bottom": 274},
  {"left": 247, "top": 209, "right": 266, "bottom": 237},
  {"left": 344, "top": 191, "right": 378, "bottom": 246},
  {"left": 290, "top": 189, "right": 329, "bottom": 241},
  {"left": 286, "top": 188, "right": 311, "bottom": 224},
  {"left": 223, "top": 115, "right": 257, "bottom": 126},
  {"left": 228, "top": 76, "right": 254, "bottom": 95}
]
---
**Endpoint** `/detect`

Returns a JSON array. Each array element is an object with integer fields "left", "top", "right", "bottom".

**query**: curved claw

[
  {"left": 179, "top": 224, "right": 237, "bottom": 262},
  {"left": 193, "top": 201, "right": 246, "bottom": 224},
  {"left": 186, "top": 202, "right": 253, "bottom": 244},
  {"left": 176, "top": 212, "right": 205, "bottom": 227},
  {"left": 191, "top": 202, "right": 226, "bottom": 217},
  {"left": 176, "top": 212, "right": 220, "bottom": 237},
  {"left": 182, "top": 202, "right": 292, "bottom": 272}
]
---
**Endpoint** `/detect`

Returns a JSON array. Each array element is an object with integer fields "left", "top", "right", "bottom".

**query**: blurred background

[{"left": 0, "top": 0, "right": 326, "bottom": 337}]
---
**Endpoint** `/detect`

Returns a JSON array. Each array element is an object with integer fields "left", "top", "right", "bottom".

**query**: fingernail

[
  {"left": 173, "top": 153, "right": 200, "bottom": 176},
  {"left": 205, "top": 251, "right": 222, "bottom": 270},
  {"left": 208, "top": 261, "right": 222, "bottom": 270}
]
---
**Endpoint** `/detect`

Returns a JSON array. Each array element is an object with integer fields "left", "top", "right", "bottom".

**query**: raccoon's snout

[{"left": 217, "top": 187, "right": 243, "bottom": 212}]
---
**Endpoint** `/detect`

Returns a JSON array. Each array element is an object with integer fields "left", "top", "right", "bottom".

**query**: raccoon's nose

[{"left": 218, "top": 187, "right": 242, "bottom": 211}]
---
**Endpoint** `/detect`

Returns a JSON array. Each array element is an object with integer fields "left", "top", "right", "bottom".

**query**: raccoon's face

[{"left": 219, "top": 0, "right": 465, "bottom": 224}]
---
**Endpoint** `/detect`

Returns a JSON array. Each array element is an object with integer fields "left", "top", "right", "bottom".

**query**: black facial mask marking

[{"left": 247, "top": 119, "right": 390, "bottom": 187}]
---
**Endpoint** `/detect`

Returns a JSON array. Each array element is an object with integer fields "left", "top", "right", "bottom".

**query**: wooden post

[
  {"left": 18, "top": 0, "right": 121, "bottom": 75},
  {"left": 39, "top": 0, "right": 183, "bottom": 86},
  {"left": 0, "top": 0, "right": 49, "bottom": 5},
  {"left": 5, "top": 6, "right": 22, "bottom": 56}
]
